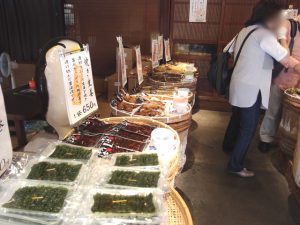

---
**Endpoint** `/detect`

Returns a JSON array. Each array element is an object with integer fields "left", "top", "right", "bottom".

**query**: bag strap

[
  {"left": 233, "top": 27, "right": 259, "bottom": 70},
  {"left": 289, "top": 19, "right": 298, "bottom": 55}
]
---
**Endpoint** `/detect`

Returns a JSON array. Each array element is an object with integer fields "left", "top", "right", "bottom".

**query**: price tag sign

[
  {"left": 151, "top": 39, "right": 159, "bottom": 68},
  {"left": 158, "top": 35, "right": 164, "bottom": 60},
  {"left": 60, "top": 45, "right": 98, "bottom": 125},
  {"left": 0, "top": 86, "right": 12, "bottom": 176},
  {"left": 117, "top": 37, "right": 127, "bottom": 87},
  {"left": 135, "top": 46, "right": 143, "bottom": 85},
  {"left": 164, "top": 39, "right": 171, "bottom": 62}
]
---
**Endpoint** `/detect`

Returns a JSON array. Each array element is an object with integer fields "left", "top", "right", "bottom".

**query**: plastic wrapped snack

[
  {"left": 114, "top": 153, "right": 159, "bottom": 167},
  {"left": 14, "top": 158, "right": 86, "bottom": 185},
  {"left": 0, "top": 180, "right": 71, "bottom": 218},
  {"left": 64, "top": 132, "right": 101, "bottom": 147},
  {"left": 79, "top": 188, "right": 165, "bottom": 222},
  {"left": 42, "top": 141, "right": 93, "bottom": 162}
]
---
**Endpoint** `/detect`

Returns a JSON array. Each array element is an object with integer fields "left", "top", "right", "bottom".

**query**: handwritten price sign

[
  {"left": 0, "top": 86, "right": 12, "bottom": 176},
  {"left": 60, "top": 45, "right": 98, "bottom": 125}
]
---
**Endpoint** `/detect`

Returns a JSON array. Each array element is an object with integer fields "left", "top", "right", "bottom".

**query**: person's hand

[{"left": 294, "top": 63, "right": 300, "bottom": 75}]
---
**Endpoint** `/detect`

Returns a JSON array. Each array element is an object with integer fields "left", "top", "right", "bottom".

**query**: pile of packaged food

[{"left": 0, "top": 118, "right": 179, "bottom": 224}]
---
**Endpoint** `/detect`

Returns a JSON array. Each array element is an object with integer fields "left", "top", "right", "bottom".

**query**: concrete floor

[{"left": 177, "top": 110, "right": 298, "bottom": 225}]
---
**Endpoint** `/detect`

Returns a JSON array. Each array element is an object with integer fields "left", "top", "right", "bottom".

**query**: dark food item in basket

[
  {"left": 123, "top": 122, "right": 156, "bottom": 136},
  {"left": 91, "top": 193, "right": 155, "bottom": 213},
  {"left": 108, "top": 170, "right": 160, "bottom": 187},
  {"left": 27, "top": 162, "right": 82, "bottom": 182},
  {"left": 64, "top": 132, "right": 100, "bottom": 147},
  {"left": 115, "top": 154, "right": 159, "bottom": 167},
  {"left": 50, "top": 145, "right": 92, "bottom": 160},
  {"left": 117, "top": 129, "right": 149, "bottom": 142},
  {"left": 113, "top": 136, "right": 146, "bottom": 151},
  {"left": 3, "top": 186, "right": 68, "bottom": 213},
  {"left": 78, "top": 118, "right": 114, "bottom": 134}
]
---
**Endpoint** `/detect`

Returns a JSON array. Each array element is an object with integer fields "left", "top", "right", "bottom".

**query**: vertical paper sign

[
  {"left": 60, "top": 46, "right": 98, "bottom": 125},
  {"left": 0, "top": 86, "right": 12, "bottom": 176},
  {"left": 135, "top": 46, "right": 143, "bottom": 85},
  {"left": 151, "top": 39, "right": 159, "bottom": 68},
  {"left": 189, "top": 0, "right": 207, "bottom": 22},
  {"left": 117, "top": 37, "right": 127, "bottom": 87},
  {"left": 158, "top": 35, "right": 164, "bottom": 60},
  {"left": 164, "top": 39, "right": 171, "bottom": 62}
]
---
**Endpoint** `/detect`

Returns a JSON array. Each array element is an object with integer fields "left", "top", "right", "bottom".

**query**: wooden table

[{"left": 3, "top": 85, "right": 42, "bottom": 149}]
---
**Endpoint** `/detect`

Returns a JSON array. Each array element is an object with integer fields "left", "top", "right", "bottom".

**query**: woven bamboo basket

[
  {"left": 110, "top": 103, "right": 192, "bottom": 125},
  {"left": 279, "top": 90, "right": 300, "bottom": 157},
  {"left": 148, "top": 77, "right": 197, "bottom": 93},
  {"left": 141, "top": 87, "right": 195, "bottom": 105},
  {"left": 166, "top": 187, "right": 193, "bottom": 225},
  {"left": 64, "top": 116, "right": 181, "bottom": 182}
]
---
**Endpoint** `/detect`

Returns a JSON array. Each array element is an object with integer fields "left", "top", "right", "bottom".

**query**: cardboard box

[{"left": 107, "top": 73, "right": 121, "bottom": 101}]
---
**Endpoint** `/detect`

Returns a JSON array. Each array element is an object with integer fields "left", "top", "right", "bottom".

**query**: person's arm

[
  {"left": 260, "top": 33, "right": 299, "bottom": 70},
  {"left": 277, "top": 26, "right": 289, "bottom": 51}
]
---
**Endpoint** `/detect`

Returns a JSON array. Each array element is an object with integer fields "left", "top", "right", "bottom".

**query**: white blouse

[{"left": 224, "top": 25, "right": 288, "bottom": 109}]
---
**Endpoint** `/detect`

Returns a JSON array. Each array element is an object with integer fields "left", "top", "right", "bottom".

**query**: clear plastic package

[
  {"left": 87, "top": 167, "right": 166, "bottom": 191},
  {"left": 0, "top": 179, "right": 72, "bottom": 222},
  {"left": 78, "top": 187, "right": 166, "bottom": 223},
  {"left": 13, "top": 158, "right": 87, "bottom": 186},
  {"left": 41, "top": 141, "right": 96, "bottom": 163}
]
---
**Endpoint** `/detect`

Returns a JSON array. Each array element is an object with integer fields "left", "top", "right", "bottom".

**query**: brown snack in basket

[
  {"left": 78, "top": 118, "right": 114, "bottom": 134},
  {"left": 64, "top": 133, "right": 100, "bottom": 147},
  {"left": 117, "top": 129, "right": 149, "bottom": 142}
]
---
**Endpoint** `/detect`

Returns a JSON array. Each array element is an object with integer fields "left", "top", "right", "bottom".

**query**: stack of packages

[{"left": 0, "top": 117, "right": 171, "bottom": 225}]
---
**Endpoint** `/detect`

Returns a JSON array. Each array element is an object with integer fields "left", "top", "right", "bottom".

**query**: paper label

[
  {"left": 117, "top": 37, "right": 127, "bottom": 87},
  {"left": 189, "top": 0, "right": 207, "bottom": 22},
  {"left": 164, "top": 39, "right": 171, "bottom": 62},
  {"left": 135, "top": 46, "right": 143, "bottom": 85},
  {"left": 158, "top": 35, "right": 164, "bottom": 60},
  {"left": 0, "top": 86, "right": 12, "bottom": 176},
  {"left": 151, "top": 39, "right": 159, "bottom": 68},
  {"left": 60, "top": 45, "right": 98, "bottom": 125}
]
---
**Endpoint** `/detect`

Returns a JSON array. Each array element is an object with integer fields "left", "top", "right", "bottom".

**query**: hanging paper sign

[
  {"left": 0, "top": 86, "right": 12, "bottom": 176},
  {"left": 164, "top": 39, "right": 171, "bottom": 62},
  {"left": 151, "top": 39, "right": 159, "bottom": 68},
  {"left": 158, "top": 35, "right": 164, "bottom": 60},
  {"left": 116, "top": 37, "right": 127, "bottom": 87},
  {"left": 189, "top": 0, "right": 207, "bottom": 22},
  {"left": 60, "top": 45, "right": 98, "bottom": 125},
  {"left": 135, "top": 46, "right": 143, "bottom": 85}
]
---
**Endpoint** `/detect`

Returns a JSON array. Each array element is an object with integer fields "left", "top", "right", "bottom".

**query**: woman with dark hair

[{"left": 223, "top": 0, "right": 300, "bottom": 178}]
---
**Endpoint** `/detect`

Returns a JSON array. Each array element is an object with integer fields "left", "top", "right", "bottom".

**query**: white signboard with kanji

[
  {"left": 0, "top": 86, "right": 12, "bottom": 176},
  {"left": 189, "top": 0, "right": 207, "bottom": 22},
  {"left": 135, "top": 46, "right": 143, "bottom": 85},
  {"left": 164, "top": 38, "right": 171, "bottom": 62},
  {"left": 151, "top": 39, "right": 159, "bottom": 68},
  {"left": 60, "top": 46, "right": 98, "bottom": 125}
]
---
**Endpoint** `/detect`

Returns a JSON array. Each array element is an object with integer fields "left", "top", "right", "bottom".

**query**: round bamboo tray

[{"left": 167, "top": 187, "right": 193, "bottom": 225}]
